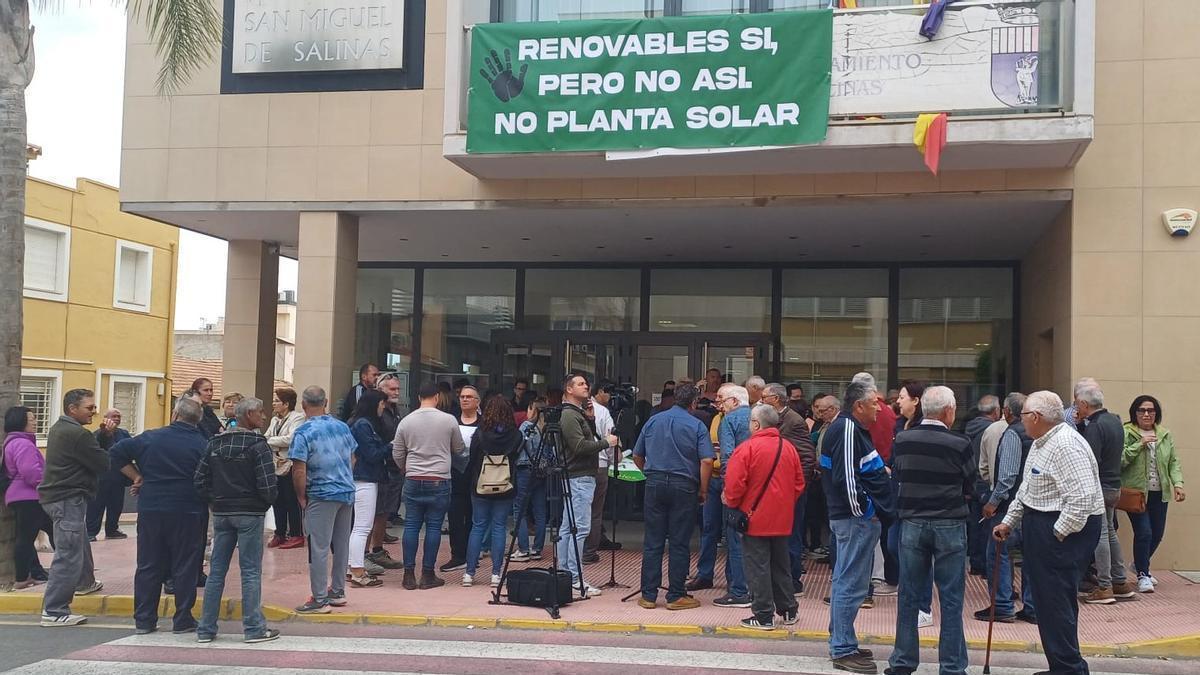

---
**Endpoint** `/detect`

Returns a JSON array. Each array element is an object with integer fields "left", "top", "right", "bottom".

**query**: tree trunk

[{"left": 0, "top": 0, "right": 35, "bottom": 591}]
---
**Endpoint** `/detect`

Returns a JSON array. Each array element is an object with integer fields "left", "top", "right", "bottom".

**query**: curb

[{"left": 1, "top": 593, "right": 1196, "bottom": 658}]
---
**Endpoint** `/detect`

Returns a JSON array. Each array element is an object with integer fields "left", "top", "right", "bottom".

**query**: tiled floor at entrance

[{"left": 16, "top": 529, "right": 1200, "bottom": 647}]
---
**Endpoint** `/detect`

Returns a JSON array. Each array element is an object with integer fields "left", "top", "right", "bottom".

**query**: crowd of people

[{"left": 1, "top": 366, "right": 1186, "bottom": 673}]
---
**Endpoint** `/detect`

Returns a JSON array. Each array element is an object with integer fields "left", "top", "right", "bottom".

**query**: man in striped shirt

[{"left": 994, "top": 391, "right": 1104, "bottom": 675}]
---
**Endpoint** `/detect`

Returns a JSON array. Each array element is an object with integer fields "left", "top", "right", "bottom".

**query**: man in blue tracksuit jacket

[{"left": 821, "top": 380, "right": 894, "bottom": 674}]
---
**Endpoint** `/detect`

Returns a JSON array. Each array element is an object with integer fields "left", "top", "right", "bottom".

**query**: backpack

[
  {"left": 0, "top": 443, "right": 13, "bottom": 497},
  {"left": 476, "top": 453, "right": 513, "bottom": 496}
]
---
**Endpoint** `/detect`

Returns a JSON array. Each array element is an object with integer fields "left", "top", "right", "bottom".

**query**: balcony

[{"left": 442, "top": 0, "right": 1091, "bottom": 180}]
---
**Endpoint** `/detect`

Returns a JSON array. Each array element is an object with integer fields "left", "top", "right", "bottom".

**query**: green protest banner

[{"left": 466, "top": 11, "right": 832, "bottom": 154}]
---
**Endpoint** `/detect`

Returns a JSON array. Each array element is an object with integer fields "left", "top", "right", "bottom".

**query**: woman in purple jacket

[{"left": 3, "top": 406, "right": 54, "bottom": 588}]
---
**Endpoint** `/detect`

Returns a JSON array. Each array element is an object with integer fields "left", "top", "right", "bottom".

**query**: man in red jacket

[{"left": 723, "top": 404, "right": 806, "bottom": 630}]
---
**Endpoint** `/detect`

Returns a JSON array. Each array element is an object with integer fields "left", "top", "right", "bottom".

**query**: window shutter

[
  {"left": 24, "top": 228, "right": 61, "bottom": 292},
  {"left": 112, "top": 381, "right": 142, "bottom": 433}
]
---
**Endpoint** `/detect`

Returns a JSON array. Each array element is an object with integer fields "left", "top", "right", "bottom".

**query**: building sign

[
  {"left": 466, "top": 12, "right": 832, "bottom": 155},
  {"left": 231, "top": 0, "right": 406, "bottom": 74},
  {"left": 831, "top": 5, "right": 1042, "bottom": 116}
]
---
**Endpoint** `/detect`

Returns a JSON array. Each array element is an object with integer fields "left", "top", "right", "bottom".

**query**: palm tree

[{"left": 0, "top": 0, "right": 221, "bottom": 589}]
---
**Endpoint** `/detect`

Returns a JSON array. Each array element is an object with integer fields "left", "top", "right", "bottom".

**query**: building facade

[
  {"left": 21, "top": 177, "right": 179, "bottom": 442},
  {"left": 119, "top": 0, "right": 1200, "bottom": 566}
]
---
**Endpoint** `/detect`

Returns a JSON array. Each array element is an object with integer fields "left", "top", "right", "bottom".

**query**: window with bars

[
  {"left": 111, "top": 380, "right": 144, "bottom": 434},
  {"left": 23, "top": 220, "right": 71, "bottom": 302},
  {"left": 19, "top": 377, "right": 58, "bottom": 442}
]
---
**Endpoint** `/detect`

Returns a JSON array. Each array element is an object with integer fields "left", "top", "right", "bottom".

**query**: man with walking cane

[{"left": 993, "top": 391, "right": 1104, "bottom": 675}]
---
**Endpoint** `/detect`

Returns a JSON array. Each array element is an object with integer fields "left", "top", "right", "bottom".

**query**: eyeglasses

[
  {"left": 1136, "top": 408, "right": 1156, "bottom": 415},
  {"left": 1019, "top": 411, "right": 1038, "bottom": 418}
]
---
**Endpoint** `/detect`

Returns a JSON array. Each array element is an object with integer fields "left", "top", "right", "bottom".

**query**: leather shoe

[{"left": 685, "top": 578, "right": 714, "bottom": 592}]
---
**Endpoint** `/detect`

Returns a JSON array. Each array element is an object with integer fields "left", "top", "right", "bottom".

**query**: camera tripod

[{"left": 490, "top": 411, "right": 589, "bottom": 619}]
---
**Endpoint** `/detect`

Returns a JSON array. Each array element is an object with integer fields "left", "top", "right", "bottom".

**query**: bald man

[{"left": 87, "top": 409, "right": 132, "bottom": 540}]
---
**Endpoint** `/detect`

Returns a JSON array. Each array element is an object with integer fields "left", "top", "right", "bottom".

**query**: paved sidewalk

[{"left": 7, "top": 529, "right": 1200, "bottom": 658}]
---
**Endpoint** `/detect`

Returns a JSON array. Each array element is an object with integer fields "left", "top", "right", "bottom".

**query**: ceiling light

[
  {"left": 521, "top": 237, "right": 531, "bottom": 241},
  {"left": 851, "top": 244, "right": 861, "bottom": 249},
  {"left": 723, "top": 245, "right": 733, "bottom": 249},
  {"left": 788, "top": 236, "right": 797, "bottom": 240},
  {"left": 919, "top": 234, "right": 932, "bottom": 239},
  {"left": 643, "top": 237, "right": 654, "bottom": 241},
  {"left": 481, "top": 245, "right": 490, "bottom": 249},
  {"left": 596, "top": 245, "right": 605, "bottom": 249},
  {"left": 399, "top": 237, "right": 408, "bottom": 241}
]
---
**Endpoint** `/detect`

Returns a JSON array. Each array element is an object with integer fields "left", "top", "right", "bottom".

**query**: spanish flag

[
  {"left": 839, "top": 0, "right": 858, "bottom": 7},
  {"left": 913, "top": 113, "right": 948, "bottom": 175}
]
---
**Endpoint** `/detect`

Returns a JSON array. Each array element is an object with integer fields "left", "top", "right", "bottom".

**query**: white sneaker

[
  {"left": 1150, "top": 575, "right": 1159, "bottom": 586},
  {"left": 509, "top": 551, "right": 531, "bottom": 562},
  {"left": 491, "top": 574, "right": 501, "bottom": 587},
  {"left": 41, "top": 614, "right": 87, "bottom": 627},
  {"left": 461, "top": 573, "right": 473, "bottom": 587},
  {"left": 917, "top": 610, "right": 934, "bottom": 628},
  {"left": 1138, "top": 576, "right": 1155, "bottom": 593},
  {"left": 582, "top": 583, "right": 602, "bottom": 598},
  {"left": 74, "top": 581, "right": 103, "bottom": 596}
]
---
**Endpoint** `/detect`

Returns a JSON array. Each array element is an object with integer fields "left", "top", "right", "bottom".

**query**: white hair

[
  {"left": 1073, "top": 377, "right": 1099, "bottom": 398},
  {"left": 235, "top": 397, "right": 264, "bottom": 422},
  {"left": 977, "top": 394, "right": 1000, "bottom": 414},
  {"left": 302, "top": 386, "right": 327, "bottom": 408},
  {"left": 1026, "top": 390, "right": 1066, "bottom": 424},
  {"left": 727, "top": 385, "right": 749, "bottom": 407},
  {"left": 744, "top": 376, "right": 766, "bottom": 390},
  {"left": 764, "top": 383, "right": 787, "bottom": 400},
  {"left": 173, "top": 397, "right": 203, "bottom": 425},
  {"left": 920, "top": 386, "right": 956, "bottom": 418},
  {"left": 851, "top": 372, "right": 877, "bottom": 388},
  {"left": 750, "top": 403, "right": 780, "bottom": 429},
  {"left": 1076, "top": 385, "right": 1104, "bottom": 408}
]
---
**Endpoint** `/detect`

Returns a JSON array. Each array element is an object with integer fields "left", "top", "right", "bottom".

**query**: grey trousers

[
  {"left": 1094, "top": 488, "right": 1128, "bottom": 587},
  {"left": 304, "top": 499, "right": 352, "bottom": 604},
  {"left": 743, "top": 534, "right": 797, "bottom": 623},
  {"left": 42, "top": 496, "right": 97, "bottom": 617},
  {"left": 584, "top": 465, "right": 610, "bottom": 556}
]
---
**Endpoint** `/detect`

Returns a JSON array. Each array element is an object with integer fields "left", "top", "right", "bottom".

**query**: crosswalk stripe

[
  {"left": 5, "top": 661, "right": 442, "bottom": 675},
  {"left": 104, "top": 634, "right": 1132, "bottom": 675}
]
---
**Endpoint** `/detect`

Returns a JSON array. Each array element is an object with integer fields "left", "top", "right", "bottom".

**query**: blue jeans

[
  {"left": 513, "top": 466, "right": 548, "bottom": 553},
  {"left": 885, "top": 520, "right": 932, "bottom": 613},
  {"left": 403, "top": 479, "right": 451, "bottom": 572},
  {"left": 1127, "top": 491, "right": 1169, "bottom": 576},
  {"left": 468, "top": 495, "right": 513, "bottom": 576},
  {"left": 889, "top": 519, "right": 969, "bottom": 675},
  {"left": 557, "top": 476, "right": 595, "bottom": 585},
  {"left": 788, "top": 491, "right": 807, "bottom": 581},
  {"left": 640, "top": 473, "right": 698, "bottom": 603},
  {"left": 986, "top": 512, "right": 1036, "bottom": 617},
  {"left": 695, "top": 477, "right": 724, "bottom": 581},
  {"left": 829, "top": 517, "right": 880, "bottom": 659},
  {"left": 199, "top": 515, "right": 265, "bottom": 639}
]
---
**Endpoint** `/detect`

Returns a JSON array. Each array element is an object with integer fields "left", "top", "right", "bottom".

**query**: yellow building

[{"left": 19, "top": 176, "right": 179, "bottom": 445}]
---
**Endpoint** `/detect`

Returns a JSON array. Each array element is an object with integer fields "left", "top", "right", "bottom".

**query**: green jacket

[
  {"left": 38, "top": 416, "right": 110, "bottom": 505},
  {"left": 1121, "top": 422, "right": 1183, "bottom": 500},
  {"left": 560, "top": 403, "right": 607, "bottom": 479}
]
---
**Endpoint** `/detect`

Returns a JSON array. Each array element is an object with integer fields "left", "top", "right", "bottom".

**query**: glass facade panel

[
  {"left": 525, "top": 269, "right": 640, "bottom": 331},
  {"left": 682, "top": 0, "right": 749, "bottom": 16},
  {"left": 649, "top": 269, "right": 770, "bottom": 332},
  {"left": 356, "top": 269, "right": 416, "bottom": 410},
  {"left": 497, "top": 0, "right": 663, "bottom": 22},
  {"left": 898, "top": 268, "right": 1014, "bottom": 407},
  {"left": 781, "top": 269, "right": 889, "bottom": 397},
  {"left": 421, "top": 269, "right": 516, "bottom": 393}
]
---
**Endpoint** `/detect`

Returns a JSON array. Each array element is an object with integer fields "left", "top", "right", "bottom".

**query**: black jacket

[
  {"left": 194, "top": 428, "right": 278, "bottom": 516},
  {"left": 198, "top": 406, "right": 224, "bottom": 439},
  {"left": 467, "top": 425, "right": 523, "bottom": 499},
  {"left": 1081, "top": 409, "right": 1124, "bottom": 491}
]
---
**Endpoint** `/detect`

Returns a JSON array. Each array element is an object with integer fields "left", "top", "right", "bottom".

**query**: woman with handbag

[
  {"left": 1122, "top": 395, "right": 1186, "bottom": 593},
  {"left": 463, "top": 396, "right": 523, "bottom": 588},
  {"left": 266, "top": 388, "right": 307, "bottom": 549}
]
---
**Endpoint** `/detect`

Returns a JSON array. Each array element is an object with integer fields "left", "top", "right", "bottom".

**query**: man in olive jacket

[
  {"left": 557, "top": 373, "right": 618, "bottom": 596},
  {"left": 39, "top": 388, "right": 109, "bottom": 627}
]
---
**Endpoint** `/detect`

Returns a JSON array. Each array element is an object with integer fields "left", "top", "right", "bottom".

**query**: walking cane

[{"left": 983, "top": 537, "right": 1003, "bottom": 675}]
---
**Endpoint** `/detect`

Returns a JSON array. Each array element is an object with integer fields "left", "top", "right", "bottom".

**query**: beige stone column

[
  {"left": 223, "top": 240, "right": 280, "bottom": 405},
  {"left": 293, "top": 212, "right": 358, "bottom": 406}
]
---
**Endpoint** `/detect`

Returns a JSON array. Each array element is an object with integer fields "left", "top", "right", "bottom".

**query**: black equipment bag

[{"left": 507, "top": 567, "right": 574, "bottom": 608}]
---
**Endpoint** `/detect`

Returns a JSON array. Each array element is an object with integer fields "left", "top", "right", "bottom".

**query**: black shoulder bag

[{"left": 724, "top": 436, "right": 783, "bottom": 534}]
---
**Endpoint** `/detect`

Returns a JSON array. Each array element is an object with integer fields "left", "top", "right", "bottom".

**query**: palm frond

[{"left": 127, "top": 0, "right": 222, "bottom": 95}]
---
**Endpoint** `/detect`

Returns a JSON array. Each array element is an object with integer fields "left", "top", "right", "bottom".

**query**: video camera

[{"left": 603, "top": 383, "right": 638, "bottom": 415}]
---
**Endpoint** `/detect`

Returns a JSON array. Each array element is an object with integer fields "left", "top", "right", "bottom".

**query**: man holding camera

[
  {"left": 558, "top": 374, "right": 619, "bottom": 598},
  {"left": 633, "top": 383, "right": 714, "bottom": 610}
]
